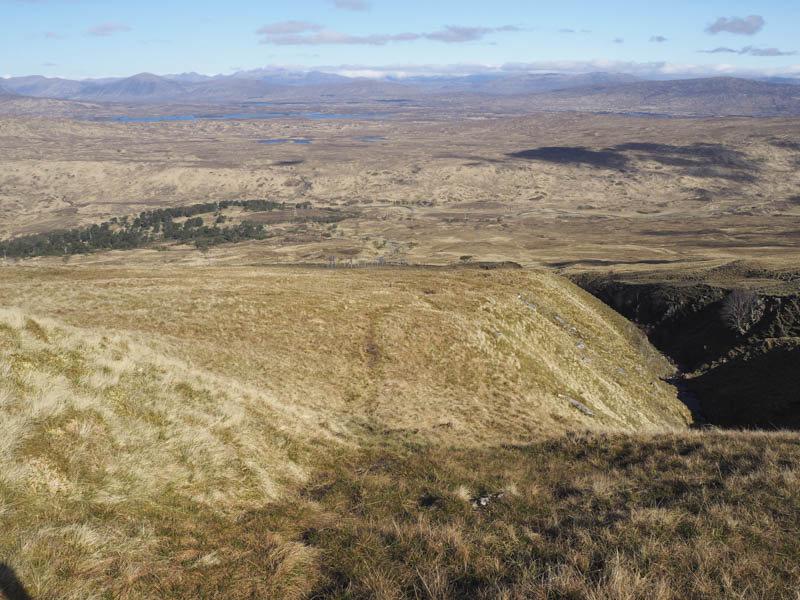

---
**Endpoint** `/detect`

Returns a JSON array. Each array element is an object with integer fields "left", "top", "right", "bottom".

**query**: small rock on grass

[
  {"left": 558, "top": 393, "right": 595, "bottom": 417},
  {"left": 471, "top": 491, "right": 505, "bottom": 509}
]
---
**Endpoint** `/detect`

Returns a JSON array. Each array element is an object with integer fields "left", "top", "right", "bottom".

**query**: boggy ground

[{"left": 2, "top": 112, "right": 800, "bottom": 272}]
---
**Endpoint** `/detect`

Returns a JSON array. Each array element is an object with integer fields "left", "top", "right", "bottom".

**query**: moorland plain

[{"left": 2, "top": 111, "right": 799, "bottom": 274}]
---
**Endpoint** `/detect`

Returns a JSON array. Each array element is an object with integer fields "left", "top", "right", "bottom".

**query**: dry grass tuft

[{"left": 0, "top": 304, "right": 312, "bottom": 598}]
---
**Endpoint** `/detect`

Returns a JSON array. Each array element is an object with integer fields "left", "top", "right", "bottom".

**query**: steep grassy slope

[
  {"left": 2, "top": 266, "right": 799, "bottom": 598},
  {"left": 0, "top": 265, "right": 692, "bottom": 597},
  {"left": 0, "top": 307, "right": 313, "bottom": 599},
  {"left": 0, "top": 267, "right": 689, "bottom": 439}
]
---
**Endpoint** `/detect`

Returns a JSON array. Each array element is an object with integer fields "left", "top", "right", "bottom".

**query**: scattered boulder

[{"left": 559, "top": 394, "right": 595, "bottom": 417}]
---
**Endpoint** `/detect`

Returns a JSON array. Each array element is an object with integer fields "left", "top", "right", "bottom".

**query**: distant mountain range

[
  {"left": 516, "top": 76, "right": 800, "bottom": 117},
  {"left": 0, "top": 71, "right": 424, "bottom": 103},
  {"left": 385, "top": 72, "right": 642, "bottom": 95},
  {"left": 0, "top": 71, "right": 655, "bottom": 103},
  {"left": 2, "top": 71, "right": 800, "bottom": 117}
]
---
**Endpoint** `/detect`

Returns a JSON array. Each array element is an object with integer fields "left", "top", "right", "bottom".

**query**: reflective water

[
  {"left": 86, "top": 112, "right": 389, "bottom": 123},
  {"left": 258, "top": 139, "right": 312, "bottom": 144}
]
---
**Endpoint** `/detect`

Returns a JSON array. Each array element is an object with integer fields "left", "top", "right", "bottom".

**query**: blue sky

[{"left": 2, "top": 0, "right": 799, "bottom": 79}]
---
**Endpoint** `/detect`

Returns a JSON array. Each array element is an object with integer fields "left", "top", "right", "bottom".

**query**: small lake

[
  {"left": 258, "top": 139, "right": 312, "bottom": 144},
  {"left": 86, "top": 112, "right": 390, "bottom": 123},
  {"left": 355, "top": 137, "right": 387, "bottom": 141},
  {"left": 591, "top": 111, "right": 710, "bottom": 119}
]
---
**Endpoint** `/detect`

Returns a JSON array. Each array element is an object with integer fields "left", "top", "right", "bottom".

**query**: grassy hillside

[
  {"left": 3, "top": 266, "right": 798, "bottom": 598},
  {"left": 2, "top": 321, "right": 799, "bottom": 600},
  {"left": 0, "top": 266, "right": 688, "bottom": 438},
  {"left": 259, "top": 430, "right": 800, "bottom": 600},
  {"left": 0, "top": 265, "right": 702, "bottom": 598}
]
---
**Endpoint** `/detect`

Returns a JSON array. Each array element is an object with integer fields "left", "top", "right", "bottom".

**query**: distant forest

[{"left": 0, "top": 200, "right": 342, "bottom": 259}]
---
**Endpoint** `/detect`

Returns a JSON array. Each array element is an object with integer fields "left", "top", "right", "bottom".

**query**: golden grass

[
  {"left": 249, "top": 430, "right": 800, "bottom": 599},
  {"left": 0, "top": 266, "right": 690, "bottom": 439},
  {"left": 0, "top": 304, "right": 316, "bottom": 598},
  {"left": 2, "top": 108, "right": 799, "bottom": 597},
  {"left": 0, "top": 265, "right": 691, "bottom": 597},
  {"left": 0, "top": 266, "right": 796, "bottom": 598}
]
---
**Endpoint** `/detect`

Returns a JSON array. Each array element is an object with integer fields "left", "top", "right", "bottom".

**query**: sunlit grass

[{"left": 4, "top": 265, "right": 775, "bottom": 598}]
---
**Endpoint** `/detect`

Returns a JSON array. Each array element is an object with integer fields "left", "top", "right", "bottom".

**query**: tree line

[{"left": 0, "top": 200, "right": 318, "bottom": 259}]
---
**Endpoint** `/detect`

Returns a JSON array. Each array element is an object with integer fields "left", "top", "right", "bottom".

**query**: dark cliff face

[{"left": 575, "top": 277, "right": 800, "bottom": 429}]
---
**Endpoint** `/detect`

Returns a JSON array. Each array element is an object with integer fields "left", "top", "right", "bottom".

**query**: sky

[{"left": 2, "top": 0, "right": 799, "bottom": 80}]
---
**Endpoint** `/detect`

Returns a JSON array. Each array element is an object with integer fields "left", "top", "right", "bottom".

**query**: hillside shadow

[
  {"left": 0, "top": 563, "right": 32, "bottom": 600},
  {"left": 506, "top": 146, "right": 629, "bottom": 169},
  {"left": 615, "top": 142, "right": 759, "bottom": 182},
  {"left": 770, "top": 138, "right": 800, "bottom": 151},
  {"left": 547, "top": 258, "right": 689, "bottom": 268},
  {"left": 685, "top": 346, "right": 800, "bottom": 430},
  {"left": 507, "top": 142, "right": 760, "bottom": 181}
]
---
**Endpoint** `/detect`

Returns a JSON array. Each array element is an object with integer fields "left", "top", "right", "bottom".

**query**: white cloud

[
  {"left": 314, "top": 59, "right": 800, "bottom": 80},
  {"left": 699, "top": 46, "right": 797, "bottom": 57},
  {"left": 331, "top": 0, "right": 370, "bottom": 10},
  {"left": 257, "top": 24, "right": 522, "bottom": 45},
  {"left": 256, "top": 21, "right": 322, "bottom": 35}
]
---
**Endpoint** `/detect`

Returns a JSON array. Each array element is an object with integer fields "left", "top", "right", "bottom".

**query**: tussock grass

[
  {"left": 7, "top": 427, "right": 797, "bottom": 598},
  {"left": 0, "top": 306, "right": 312, "bottom": 598},
  {"left": 252, "top": 430, "right": 800, "bottom": 599}
]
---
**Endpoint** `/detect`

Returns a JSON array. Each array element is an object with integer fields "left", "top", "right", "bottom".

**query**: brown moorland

[
  {"left": 1, "top": 112, "right": 799, "bottom": 274},
  {"left": 2, "top": 106, "right": 800, "bottom": 598}
]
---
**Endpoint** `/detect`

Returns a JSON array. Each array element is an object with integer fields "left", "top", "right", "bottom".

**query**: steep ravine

[{"left": 574, "top": 276, "right": 800, "bottom": 429}]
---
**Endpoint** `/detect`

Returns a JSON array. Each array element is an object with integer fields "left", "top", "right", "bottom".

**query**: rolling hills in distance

[{"left": 2, "top": 70, "right": 800, "bottom": 116}]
